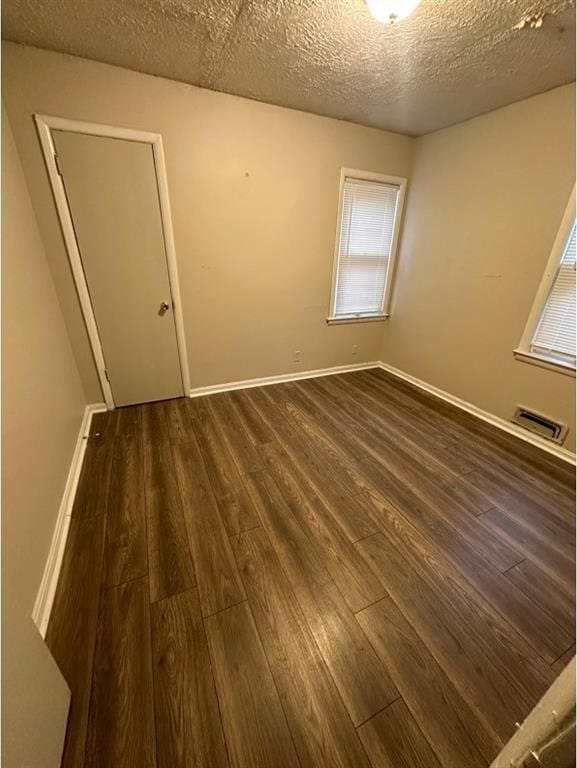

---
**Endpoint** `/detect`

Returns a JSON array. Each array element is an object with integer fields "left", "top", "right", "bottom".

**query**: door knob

[{"left": 158, "top": 301, "right": 170, "bottom": 316}]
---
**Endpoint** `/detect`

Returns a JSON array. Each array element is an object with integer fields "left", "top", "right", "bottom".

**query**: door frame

[{"left": 35, "top": 114, "right": 191, "bottom": 409}]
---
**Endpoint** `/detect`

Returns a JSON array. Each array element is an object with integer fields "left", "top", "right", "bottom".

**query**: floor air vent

[{"left": 512, "top": 407, "right": 568, "bottom": 444}]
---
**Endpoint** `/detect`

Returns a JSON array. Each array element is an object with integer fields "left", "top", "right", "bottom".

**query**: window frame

[
  {"left": 514, "top": 186, "right": 576, "bottom": 378},
  {"left": 327, "top": 168, "right": 407, "bottom": 325}
]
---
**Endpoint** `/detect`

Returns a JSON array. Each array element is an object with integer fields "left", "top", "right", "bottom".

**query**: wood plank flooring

[{"left": 46, "top": 369, "right": 576, "bottom": 767}]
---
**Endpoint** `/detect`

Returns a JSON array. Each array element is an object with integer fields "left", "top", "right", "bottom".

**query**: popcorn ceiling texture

[{"left": 2, "top": 0, "right": 575, "bottom": 135}]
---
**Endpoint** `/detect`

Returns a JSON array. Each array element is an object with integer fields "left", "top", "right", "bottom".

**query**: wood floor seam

[
  {"left": 149, "top": 584, "right": 198, "bottom": 606},
  {"left": 201, "top": 598, "right": 249, "bottom": 621},
  {"left": 241, "top": 597, "right": 306, "bottom": 768},
  {"left": 203, "top": 605, "right": 234, "bottom": 768},
  {"left": 501, "top": 558, "right": 527, "bottom": 574},
  {"left": 102, "top": 572, "right": 150, "bottom": 590},
  {"left": 352, "top": 694, "right": 403, "bottom": 730},
  {"left": 352, "top": 593, "right": 389, "bottom": 616},
  {"left": 81, "top": 514, "right": 109, "bottom": 768},
  {"left": 549, "top": 640, "right": 577, "bottom": 668},
  {"left": 143, "top": 485, "right": 160, "bottom": 768}
]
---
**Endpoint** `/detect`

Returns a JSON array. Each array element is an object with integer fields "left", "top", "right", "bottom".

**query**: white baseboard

[
  {"left": 189, "top": 358, "right": 575, "bottom": 465},
  {"left": 32, "top": 402, "right": 108, "bottom": 638},
  {"left": 377, "top": 361, "right": 576, "bottom": 466},
  {"left": 189, "top": 361, "right": 380, "bottom": 398}
]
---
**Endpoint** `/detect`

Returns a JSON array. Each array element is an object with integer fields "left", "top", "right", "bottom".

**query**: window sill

[
  {"left": 513, "top": 349, "right": 576, "bottom": 378},
  {"left": 327, "top": 314, "right": 389, "bottom": 326}
]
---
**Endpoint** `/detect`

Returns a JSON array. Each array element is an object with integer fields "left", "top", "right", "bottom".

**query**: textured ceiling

[{"left": 2, "top": 0, "right": 575, "bottom": 135}]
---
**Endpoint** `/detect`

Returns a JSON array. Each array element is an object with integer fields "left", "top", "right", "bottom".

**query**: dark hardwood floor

[{"left": 45, "top": 368, "right": 576, "bottom": 768}]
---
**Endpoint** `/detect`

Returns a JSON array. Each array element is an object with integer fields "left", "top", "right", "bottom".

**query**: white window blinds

[
  {"left": 333, "top": 177, "right": 400, "bottom": 318},
  {"left": 531, "top": 223, "right": 576, "bottom": 366}
]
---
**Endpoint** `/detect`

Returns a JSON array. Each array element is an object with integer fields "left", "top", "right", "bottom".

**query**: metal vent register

[{"left": 512, "top": 407, "right": 568, "bottom": 444}]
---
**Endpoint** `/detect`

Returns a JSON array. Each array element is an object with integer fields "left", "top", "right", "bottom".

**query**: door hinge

[
  {"left": 54, "top": 153, "right": 64, "bottom": 177},
  {"left": 104, "top": 369, "right": 110, "bottom": 383}
]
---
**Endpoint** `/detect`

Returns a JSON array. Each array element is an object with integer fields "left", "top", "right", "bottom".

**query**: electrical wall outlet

[
  {"left": 352, "top": 344, "right": 358, "bottom": 356},
  {"left": 293, "top": 350, "right": 302, "bottom": 362}
]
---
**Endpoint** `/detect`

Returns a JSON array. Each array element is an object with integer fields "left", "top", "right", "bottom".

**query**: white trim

[
  {"left": 327, "top": 313, "right": 389, "bottom": 325},
  {"left": 328, "top": 167, "right": 407, "bottom": 321},
  {"left": 34, "top": 114, "right": 190, "bottom": 407},
  {"left": 377, "top": 361, "right": 576, "bottom": 466},
  {"left": 189, "top": 362, "right": 380, "bottom": 398},
  {"left": 516, "top": 186, "right": 576, "bottom": 370},
  {"left": 35, "top": 115, "right": 162, "bottom": 144},
  {"left": 150, "top": 135, "right": 191, "bottom": 396},
  {"left": 32, "top": 403, "right": 107, "bottom": 638},
  {"left": 35, "top": 116, "right": 114, "bottom": 407},
  {"left": 513, "top": 348, "right": 576, "bottom": 378}
]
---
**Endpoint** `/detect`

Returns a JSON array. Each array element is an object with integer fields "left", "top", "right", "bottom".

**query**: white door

[{"left": 52, "top": 130, "right": 184, "bottom": 406}]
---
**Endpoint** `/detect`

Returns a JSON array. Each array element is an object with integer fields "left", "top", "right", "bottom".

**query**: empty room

[{"left": 2, "top": 1, "right": 576, "bottom": 766}]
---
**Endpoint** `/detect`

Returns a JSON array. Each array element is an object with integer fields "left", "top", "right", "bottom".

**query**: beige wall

[
  {"left": 2, "top": 42, "right": 413, "bottom": 399},
  {"left": 2, "top": 107, "right": 87, "bottom": 767},
  {"left": 2, "top": 43, "right": 574, "bottom": 452},
  {"left": 380, "top": 84, "right": 576, "bottom": 451}
]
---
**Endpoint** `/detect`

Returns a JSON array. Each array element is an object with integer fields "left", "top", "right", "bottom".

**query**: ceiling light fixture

[{"left": 365, "top": 0, "right": 421, "bottom": 24}]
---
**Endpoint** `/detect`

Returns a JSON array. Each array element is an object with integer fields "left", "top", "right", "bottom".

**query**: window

[
  {"left": 328, "top": 169, "right": 407, "bottom": 324},
  {"left": 531, "top": 224, "right": 576, "bottom": 364},
  {"left": 515, "top": 187, "right": 576, "bottom": 375}
]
